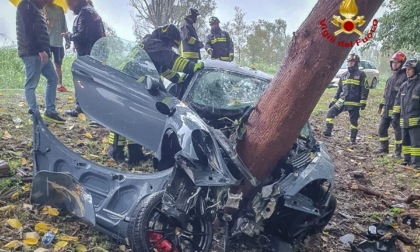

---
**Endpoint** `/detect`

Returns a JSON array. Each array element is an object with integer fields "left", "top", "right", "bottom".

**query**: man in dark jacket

[
  {"left": 374, "top": 52, "right": 407, "bottom": 156},
  {"left": 16, "top": 0, "right": 65, "bottom": 124},
  {"left": 179, "top": 8, "right": 203, "bottom": 62},
  {"left": 108, "top": 24, "right": 204, "bottom": 165},
  {"left": 323, "top": 53, "right": 369, "bottom": 144},
  {"left": 62, "top": 0, "right": 105, "bottom": 56},
  {"left": 205, "top": 17, "right": 234, "bottom": 62},
  {"left": 393, "top": 59, "right": 420, "bottom": 169},
  {"left": 63, "top": 0, "right": 105, "bottom": 117}
]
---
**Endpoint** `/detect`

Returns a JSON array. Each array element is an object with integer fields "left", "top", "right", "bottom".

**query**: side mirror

[
  {"left": 359, "top": 67, "right": 364, "bottom": 70},
  {"left": 145, "top": 76, "right": 160, "bottom": 96},
  {"left": 156, "top": 102, "right": 176, "bottom": 117}
]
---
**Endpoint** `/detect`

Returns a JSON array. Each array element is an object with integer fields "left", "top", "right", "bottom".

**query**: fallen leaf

[
  {"left": 42, "top": 206, "right": 59, "bottom": 216},
  {"left": 35, "top": 222, "right": 56, "bottom": 233},
  {"left": 11, "top": 191, "right": 19, "bottom": 200},
  {"left": 7, "top": 218, "right": 23, "bottom": 229},
  {"left": 23, "top": 203, "right": 33, "bottom": 210},
  {"left": 75, "top": 244, "right": 87, "bottom": 252},
  {"left": 22, "top": 183, "right": 31, "bottom": 192},
  {"left": 0, "top": 205, "right": 15, "bottom": 211},
  {"left": 84, "top": 132, "right": 93, "bottom": 139},
  {"left": 58, "top": 235, "right": 78, "bottom": 242},
  {"left": 21, "top": 157, "right": 27, "bottom": 165},
  {"left": 3, "top": 240, "right": 22, "bottom": 249},
  {"left": 23, "top": 232, "right": 40, "bottom": 245},
  {"left": 54, "top": 241, "right": 68, "bottom": 251},
  {"left": 34, "top": 248, "right": 50, "bottom": 252},
  {"left": 2, "top": 130, "right": 12, "bottom": 140},
  {"left": 78, "top": 113, "right": 87, "bottom": 121}
]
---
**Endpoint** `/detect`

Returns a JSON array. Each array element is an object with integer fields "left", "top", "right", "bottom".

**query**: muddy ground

[{"left": 0, "top": 89, "right": 419, "bottom": 251}]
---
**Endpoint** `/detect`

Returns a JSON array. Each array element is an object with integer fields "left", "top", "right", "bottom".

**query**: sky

[{"left": 0, "top": 0, "right": 386, "bottom": 45}]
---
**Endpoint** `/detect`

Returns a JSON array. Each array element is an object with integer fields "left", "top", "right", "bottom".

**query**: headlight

[{"left": 191, "top": 130, "right": 219, "bottom": 168}]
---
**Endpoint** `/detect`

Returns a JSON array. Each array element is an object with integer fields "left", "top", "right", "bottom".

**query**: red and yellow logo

[{"left": 320, "top": 0, "right": 378, "bottom": 47}]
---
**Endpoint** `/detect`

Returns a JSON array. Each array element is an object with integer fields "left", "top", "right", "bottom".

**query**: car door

[
  {"left": 361, "top": 61, "right": 373, "bottom": 85},
  {"left": 72, "top": 37, "right": 167, "bottom": 151}
]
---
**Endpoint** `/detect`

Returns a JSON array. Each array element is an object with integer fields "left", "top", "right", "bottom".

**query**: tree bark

[{"left": 236, "top": 0, "right": 384, "bottom": 193}]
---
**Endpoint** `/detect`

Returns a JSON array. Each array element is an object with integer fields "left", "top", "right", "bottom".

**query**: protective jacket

[
  {"left": 143, "top": 30, "right": 196, "bottom": 83},
  {"left": 332, "top": 69, "right": 369, "bottom": 109},
  {"left": 16, "top": 0, "right": 50, "bottom": 57},
  {"left": 179, "top": 18, "right": 202, "bottom": 60},
  {"left": 70, "top": 5, "right": 105, "bottom": 56},
  {"left": 394, "top": 76, "right": 420, "bottom": 128},
  {"left": 379, "top": 69, "right": 406, "bottom": 118},
  {"left": 205, "top": 28, "right": 234, "bottom": 61}
]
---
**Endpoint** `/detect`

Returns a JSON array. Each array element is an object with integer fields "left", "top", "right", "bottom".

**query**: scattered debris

[
  {"left": 339, "top": 233, "right": 355, "bottom": 245},
  {"left": 0, "top": 160, "right": 10, "bottom": 178},
  {"left": 402, "top": 215, "right": 418, "bottom": 229}
]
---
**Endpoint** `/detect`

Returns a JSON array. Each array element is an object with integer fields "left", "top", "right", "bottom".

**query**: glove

[
  {"left": 329, "top": 101, "right": 335, "bottom": 108},
  {"left": 193, "top": 62, "right": 204, "bottom": 73},
  {"left": 360, "top": 104, "right": 366, "bottom": 110},
  {"left": 207, "top": 48, "right": 213, "bottom": 55}
]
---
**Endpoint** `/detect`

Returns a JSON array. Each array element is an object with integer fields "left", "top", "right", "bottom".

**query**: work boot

[
  {"left": 127, "top": 144, "right": 146, "bottom": 166},
  {"left": 350, "top": 129, "right": 358, "bottom": 144},
  {"left": 394, "top": 144, "right": 402, "bottom": 158},
  {"left": 323, "top": 124, "right": 333, "bottom": 137},
  {"left": 412, "top": 156, "right": 420, "bottom": 170},
  {"left": 400, "top": 154, "right": 411, "bottom": 166},
  {"left": 43, "top": 112, "right": 66, "bottom": 124},
  {"left": 373, "top": 140, "right": 389, "bottom": 154},
  {"left": 108, "top": 145, "right": 125, "bottom": 164}
]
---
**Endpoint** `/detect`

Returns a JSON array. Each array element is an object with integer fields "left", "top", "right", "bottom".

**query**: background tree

[
  {"left": 129, "top": 0, "right": 216, "bottom": 40},
  {"left": 235, "top": 0, "right": 384, "bottom": 194},
  {"left": 222, "top": 7, "right": 248, "bottom": 64},
  {"left": 375, "top": 0, "right": 420, "bottom": 52}
]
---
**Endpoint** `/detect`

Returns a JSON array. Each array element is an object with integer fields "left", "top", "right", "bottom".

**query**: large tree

[
  {"left": 236, "top": 0, "right": 384, "bottom": 194},
  {"left": 375, "top": 0, "right": 420, "bottom": 52},
  {"left": 129, "top": 0, "right": 216, "bottom": 40}
]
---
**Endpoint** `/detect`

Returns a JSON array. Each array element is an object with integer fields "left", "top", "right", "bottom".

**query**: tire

[
  {"left": 127, "top": 191, "right": 213, "bottom": 252},
  {"left": 370, "top": 77, "right": 378, "bottom": 89}
]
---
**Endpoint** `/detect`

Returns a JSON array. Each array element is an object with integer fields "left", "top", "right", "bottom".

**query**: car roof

[{"left": 202, "top": 60, "right": 273, "bottom": 80}]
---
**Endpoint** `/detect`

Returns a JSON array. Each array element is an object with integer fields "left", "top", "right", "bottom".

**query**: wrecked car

[{"left": 31, "top": 37, "right": 336, "bottom": 251}]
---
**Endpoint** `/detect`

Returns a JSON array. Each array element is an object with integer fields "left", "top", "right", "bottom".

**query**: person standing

[
  {"left": 16, "top": 0, "right": 65, "bottom": 124},
  {"left": 62, "top": 0, "right": 105, "bottom": 117},
  {"left": 179, "top": 8, "right": 203, "bottom": 62},
  {"left": 205, "top": 16, "right": 234, "bottom": 62},
  {"left": 44, "top": 0, "right": 70, "bottom": 92},
  {"left": 323, "top": 54, "right": 369, "bottom": 144},
  {"left": 374, "top": 52, "right": 406, "bottom": 156},
  {"left": 393, "top": 59, "right": 420, "bottom": 169}
]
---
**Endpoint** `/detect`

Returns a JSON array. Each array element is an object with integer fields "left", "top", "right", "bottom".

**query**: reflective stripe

[
  {"left": 181, "top": 51, "right": 199, "bottom": 59},
  {"left": 359, "top": 100, "right": 367, "bottom": 104},
  {"left": 229, "top": 53, "right": 234, "bottom": 56},
  {"left": 393, "top": 106, "right": 401, "bottom": 113},
  {"left": 332, "top": 98, "right": 338, "bottom": 102},
  {"left": 172, "top": 57, "right": 189, "bottom": 72},
  {"left": 402, "top": 146, "right": 411, "bottom": 155},
  {"left": 379, "top": 137, "right": 389, "bottom": 141},
  {"left": 109, "top": 132, "right": 126, "bottom": 146},
  {"left": 395, "top": 140, "right": 403, "bottom": 144},
  {"left": 342, "top": 79, "right": 360, "bottom": 85},
  {"left": 380, "top": 98, "right": 385, "bottom": 104},
  {"left": 388, "top": 110, "right": 393, "bottom": 117},
  {"left": 409, "top": 117, "right": 419, "bottom": 127},
  {"left": 326, "top": 118, "right": 334, "bottom": 124},
  {"left": 188, "top": 37, "right": 196, "bottom": 45},
  {"left": 211, "top": 37, "right": 227, "bottom": 44},
  {"left": 350, "top": 124, "right": 358, "bottom": 130},
  {"left": 161, "top": 69, "right": 177, "bottom": 80},
  {"left": 344, "top": 101, "right": 360, "bottom": 106},
  {"left": 220, "top": 56, "right": 231, "bottom": 61},
  {"left": 411, "top": 147, "right": 420, "bottom": 156}
]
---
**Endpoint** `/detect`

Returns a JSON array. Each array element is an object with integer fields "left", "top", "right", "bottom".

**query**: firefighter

[
  {"left": 179, "top": 8, "right": 203, "bottom": 62},
  {"left": 108, "top": 24, "right": 204, "bottom": 165},
  {"left": 205, "top": 17, "right": 234, "bottom": 62},
  {"left": 393, "top": 59, "right": 420, "bottom": 169},
  {"left": 374, "top": 52, "right": 407, "bottom": 156},
  {"left": 323, "top": 53, "right": 369, "bottom": 144}
]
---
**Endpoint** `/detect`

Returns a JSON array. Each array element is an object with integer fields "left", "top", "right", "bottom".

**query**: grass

[{"left": 0, "top": 47, "right": 75, "bottom": 90}]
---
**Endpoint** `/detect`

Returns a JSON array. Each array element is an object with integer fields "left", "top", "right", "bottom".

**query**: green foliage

[{"left": 376, "top": 0, "right": 420, "bottom": 52}]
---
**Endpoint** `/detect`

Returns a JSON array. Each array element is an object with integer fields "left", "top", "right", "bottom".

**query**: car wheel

[
  {"left": 127, "top": 191, "right": 213, "bottom": 252},
  {"left": 370, "top": 78, "right": 378, "bottom": 89}
]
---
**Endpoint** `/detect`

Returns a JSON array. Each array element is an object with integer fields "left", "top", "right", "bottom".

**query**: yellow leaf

[
  {"left": 3, "top": 240, "right": 22, "bottom": 249},
  {"left": 35, "top": 222, "right": 56, "bottom": 234},
  {"left": 75, "top": 244, "right": 87, "bottom": 252},
  {"left": 347, "top": 148, "right": 354, "bottom": 152},
  {"left": 21, "top": 157, "right": 27, "bottom": 165},
  {"left": 385, "top": 191, "right": 391, "bottom": 195},
  {"left": 78, "top": 113, "right": 87, "bottom": 121},
  {"left": 7, "top": 218, "right": 22, "bottom": 229},
  {"left": 42, "top": 206, "right": 59, "bottom": 216},
  {"left": 11, "top": 191, "right": 19, "bottom": 200},
  {"left": 23, "top": 232, "right": 39, "bottom": 245},
  {"left": 58, "top": 235, "right": 78, "bottom": 242},
  {"left": 0, "top": 205, "right": 15, "bottom": 211},
  {"left": 68, "top": 96, "right": 74, "bottom": 101},
  {"left": 54, "top": 241, "right": 68, "bottom": 251},
  {"left": 414, "top": 172, "right": 420, "bottom": 178},
  {"left": 84, "top": 132, "right": 93, "bottom": 139},
  {"left": 2, "top": 130, "right": 12, "bottom": 140},
  {"left": 22, "top": 183, "right": 31, "bottom": 192}
]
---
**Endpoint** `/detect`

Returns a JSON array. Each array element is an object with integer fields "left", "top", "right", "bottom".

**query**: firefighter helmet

[
  {"left": 209, "top": 16, "right": 220, "bottom": 25},
  {"left": 159, "top": 24, "right": 181, "bottom": 46},
  {"left": 186, "top": 8, "right": 200, "bottom": 17},
  {"left": 404, "top": 58, "right": 419, "bottom": 73},
  {"left": 347, "top": 53, "right": 360, "bottom": 63},
  {"left": 390, "top": 52, "right": 406, "bottom": 63}
]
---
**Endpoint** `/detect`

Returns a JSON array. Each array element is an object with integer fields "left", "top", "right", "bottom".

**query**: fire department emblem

[{"left": 332, "top": 0, "right": 366, "bottom": 36}]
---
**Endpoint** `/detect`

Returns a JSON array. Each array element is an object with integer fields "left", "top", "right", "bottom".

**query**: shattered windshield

[
  {"left": 90, "top": 37, "right": 159, "bottom": 80},
  {"left": 189, "top": 70, "right": 270, "bottom": 110}
]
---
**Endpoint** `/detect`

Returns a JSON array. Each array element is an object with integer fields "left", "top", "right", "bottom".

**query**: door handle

[{"left": 73, "top": 69, "right": 94, "bottom": 81}]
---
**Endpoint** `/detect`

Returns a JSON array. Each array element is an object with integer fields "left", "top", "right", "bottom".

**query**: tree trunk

[{"left": 236, "top": 0, "right": 384, "bottom": 194}]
